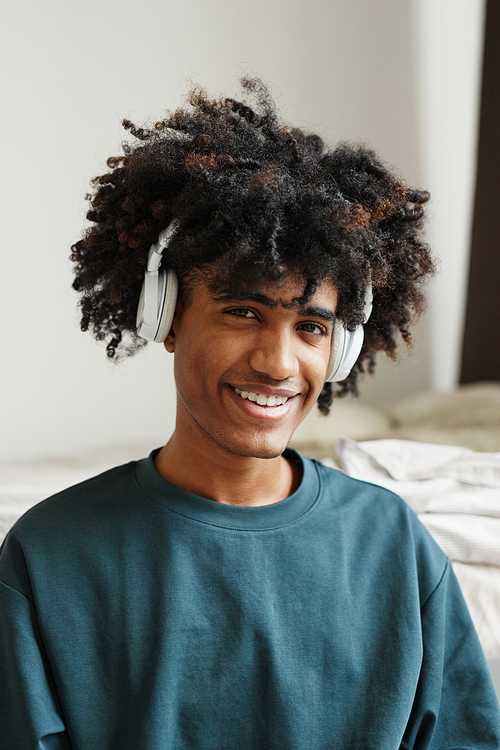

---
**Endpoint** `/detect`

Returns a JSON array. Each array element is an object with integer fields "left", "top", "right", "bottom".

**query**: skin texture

[{"left": 154, "top": 274, "right": 338, "bottom": 507}]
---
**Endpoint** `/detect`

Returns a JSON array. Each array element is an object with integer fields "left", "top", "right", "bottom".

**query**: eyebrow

[
  {"left": 213, "top": 291, "right": 336, "bottom": 323},
  {"left": 301, "top": 306, "right": 337, "bottom": 323}
]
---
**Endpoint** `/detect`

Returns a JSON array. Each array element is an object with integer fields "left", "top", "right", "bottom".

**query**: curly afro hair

[{"left": 71, "top": 77, "right": 433, "bottom": 414}]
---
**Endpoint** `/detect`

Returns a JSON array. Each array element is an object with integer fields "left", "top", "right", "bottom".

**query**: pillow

[
  {"left": 289, "top": 399, "right": 393, "bottom": 460},
  {"left": 388, "top": 381, "right": 500, "bottom": 430},
  {"left": 387, "top": 382, "right": 500, "bottom": 453}
]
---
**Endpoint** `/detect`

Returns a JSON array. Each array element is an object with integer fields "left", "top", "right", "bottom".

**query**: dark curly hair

[{"left": 71, "top": 77, "right": 433, "bottom": 414}]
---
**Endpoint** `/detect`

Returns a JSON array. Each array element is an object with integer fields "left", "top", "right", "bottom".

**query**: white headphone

[
  {"left": 325, "top": 286, "right": 372, "bottom": 382},
  {"left": 136, "top": 221, "right": 373, "bottom": 382},
  {"left": 136, "top": 221, "right": 180, "bottom": 343}
]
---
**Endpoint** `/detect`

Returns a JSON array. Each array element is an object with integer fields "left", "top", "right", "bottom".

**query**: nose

[{"left": 248, "top": 328, "right": 299, "bottom": 381}]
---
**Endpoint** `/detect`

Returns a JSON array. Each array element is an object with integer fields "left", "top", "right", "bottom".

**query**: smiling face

[{"left": 164, "top": 272, "right": 337, "bottom": 460}]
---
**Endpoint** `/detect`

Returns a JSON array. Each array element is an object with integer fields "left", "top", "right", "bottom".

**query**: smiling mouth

[{"left": 231, "top": 387, "right": 290, "bottom": 407}]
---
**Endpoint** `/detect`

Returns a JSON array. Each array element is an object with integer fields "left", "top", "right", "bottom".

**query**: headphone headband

[{"left": 146, "top": 219, "right": 180, "bottom": 273}]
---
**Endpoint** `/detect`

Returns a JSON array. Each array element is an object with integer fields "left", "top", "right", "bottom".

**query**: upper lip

[{"left": 228, "top": 384, "right": 298, "bottom": 398}]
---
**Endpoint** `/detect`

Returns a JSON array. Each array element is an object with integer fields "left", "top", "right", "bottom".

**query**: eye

[
  {"left": 297, "top": 322, "right": 328, "bottom": 336},
  {"left": 224, "top": 307, "right": 258, "bottom": 320}
]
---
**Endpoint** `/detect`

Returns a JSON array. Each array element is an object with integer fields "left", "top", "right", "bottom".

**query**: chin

[
  {"left": 230, "top": 445, "right": 285, "bottom": 460},
  {"left": 209, "top": 426, "right": 291, "bottom": 460}
]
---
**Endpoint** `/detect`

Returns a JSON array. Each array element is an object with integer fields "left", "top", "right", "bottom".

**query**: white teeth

[{"left": 233, "top": 388, "right": 289, "bottom": 407}]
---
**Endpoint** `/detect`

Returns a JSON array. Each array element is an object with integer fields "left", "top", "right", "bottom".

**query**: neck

[{"left": 154, "top": 407, "right": 301, "bottom": 507}]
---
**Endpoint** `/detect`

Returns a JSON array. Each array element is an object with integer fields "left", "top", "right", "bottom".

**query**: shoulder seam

[
  {"left": 0, "top": 578, "right": 34, "bottom": 605},
  {"left": 420, "top": 557, "right": 449, "bottom": 613}
]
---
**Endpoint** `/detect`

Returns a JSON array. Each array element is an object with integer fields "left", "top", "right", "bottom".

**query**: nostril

[{"left": 248, "top": 341, "right": 299, "bottom": 380}]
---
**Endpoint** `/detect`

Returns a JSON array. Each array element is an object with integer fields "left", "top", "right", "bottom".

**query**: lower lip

[{"left": 224, "top": 385, "right": 296, "bottom": 421}]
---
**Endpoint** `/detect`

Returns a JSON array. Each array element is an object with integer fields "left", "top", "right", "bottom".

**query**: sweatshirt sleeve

[
  {"left": 402, "top": 559, "right": 500, "bottom": 749},
  {"left": 0, "top": 578, "right": 71, "bottom": 749}
]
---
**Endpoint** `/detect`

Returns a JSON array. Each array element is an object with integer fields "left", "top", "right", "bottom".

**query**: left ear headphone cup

[
  {"left": 325, "top": 321, "right": 366, "bottom": 383},
  {"left": 325, "top": 319, "right": 347, "bottom": 382},
  {"left": 154, "top": 269, "right": 179, "bottom": 342},
  {"left": 325, "top": 287, "right": 373, "bottom": 382}
]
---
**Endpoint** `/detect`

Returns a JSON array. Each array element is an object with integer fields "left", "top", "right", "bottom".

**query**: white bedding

[
  {"left": 452, "top": 562, "right": 500, "bottom": 659},
  {"left": 336, "top": 436, "right": 500, "bottom": 658},
  {"left": 338, "top": 437, "right": 500, "bottom": 566}
]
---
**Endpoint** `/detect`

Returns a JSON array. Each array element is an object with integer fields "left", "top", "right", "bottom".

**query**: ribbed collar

[{"left": 134, "top": 448, "right": 321, "bottom": 531}]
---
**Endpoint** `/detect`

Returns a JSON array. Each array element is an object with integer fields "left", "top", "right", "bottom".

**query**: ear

[{"left": 163, "top": 300, "right": 183, "bottom": 353}]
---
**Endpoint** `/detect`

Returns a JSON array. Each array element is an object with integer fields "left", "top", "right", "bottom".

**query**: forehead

[{"left": 212, "top": 274, "right": 338, "bottom": 312}]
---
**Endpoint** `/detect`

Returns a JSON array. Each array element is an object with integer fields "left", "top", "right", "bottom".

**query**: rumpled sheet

[
  {"left": 337, "top": 437, "right": 500, "bottom": 657},
  {"left": 338, "top": 437, "right": 500, "bottom": 567}
]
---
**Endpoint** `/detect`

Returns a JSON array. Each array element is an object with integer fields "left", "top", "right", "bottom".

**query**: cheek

[
  {"left": 172, "top": 337, "right": 198, "bottom": 392},
  {"left": 308, "top": 376, "right": 327, "bottom": 408},
  {"left": 172, "top": 334, "right": 233, "bottom": 398},
  {"left": 302, "top": 347, "right": 330, "bottom": 391}
]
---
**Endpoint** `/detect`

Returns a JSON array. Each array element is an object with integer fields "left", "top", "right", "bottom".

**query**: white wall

[
  {"left": 0, "top": 0, "right": 485, "bottom": 460},
  {"left": 414, "top": 0, "right": 485, "bottom": 393}
]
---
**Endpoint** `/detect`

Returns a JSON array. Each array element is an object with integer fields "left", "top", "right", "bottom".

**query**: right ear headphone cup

[{"left": 154, "top": 269, "right": 179, "bottom": 342}]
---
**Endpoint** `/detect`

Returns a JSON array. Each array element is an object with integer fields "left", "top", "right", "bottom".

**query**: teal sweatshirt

[{"left": 0, "top": 450, "right": 499, "bottom": 749}]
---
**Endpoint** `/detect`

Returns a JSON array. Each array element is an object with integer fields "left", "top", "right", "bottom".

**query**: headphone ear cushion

[
  {"left": 330, "top": 326, "right": 365, "bottom": 382},
  {"left": 325, "top": 286, "right": 373, "bottom": 383},
  {"left": 325, "top": 319, "right": 347, "bottom": 382},
  {"left": 154, "top": 269, "right": 178, "bottom": 342},
  {"left": 326, "top": 320, "right": 366, "bottom": 383}
]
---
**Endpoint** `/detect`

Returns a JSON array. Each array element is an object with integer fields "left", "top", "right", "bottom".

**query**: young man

[{"left": 1, "top": 79, "right": 499, "bottom": 748}]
